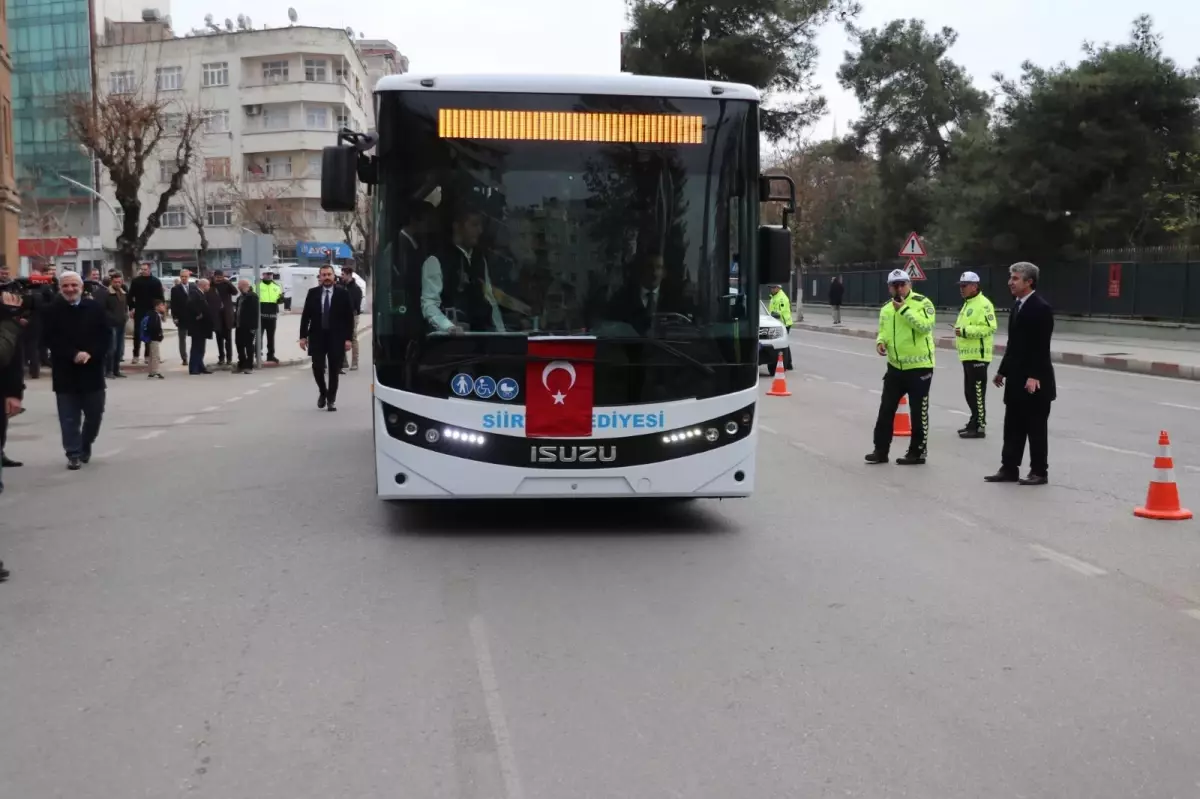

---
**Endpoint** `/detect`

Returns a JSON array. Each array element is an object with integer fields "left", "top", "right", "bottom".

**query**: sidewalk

[
  {"left": 119, "top": 314, "right": 371, "bottom": 375},
  {"left": 795, "top": 308, "right": 1200, "bottom": 381}
]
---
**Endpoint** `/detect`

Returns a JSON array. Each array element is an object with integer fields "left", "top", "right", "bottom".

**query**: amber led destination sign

[{"left": 438, "top": 109, "right": 705, "bottom": 144}]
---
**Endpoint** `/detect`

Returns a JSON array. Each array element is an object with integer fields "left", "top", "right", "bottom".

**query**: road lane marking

[
  {"left": 259, "top": 382, "right": 275, "bottom": 388},
  {"left": 942, "top": 510, "right": 978, "bottom": 527},
  {"left": 792, "top": 341, "right": 875, "bottom": 359},
  {"left": 1029, "top": 544, "right": 1108, "bottom": 577},
  {"left": 789, "top": 440, "right": 826, "bottom": 458},
  {"left": 868, "top": 388, "right": 882, "bottom": 395},
  {"left": 805, "top": 373, "right": 827, "bottom": 380},
  {"left": 137, "top": 430, "right": 165, "bottom": 440},
  {"left": 469, "top": 616, "right": 526, "bottom": 799},
  {"left": 94, "top": 448, "right": 123, "bottom": 460},
  {"left": 1158, "top": 402, "right": 1200, "bottom": 412},
  {"left": 201, "top": 406, "right": 220, "bottom": 413},
  {"left": 1183, "top": 609, "right": 1200, "bottom": 622},
  {"left": 243, "top": 389, "right": 259, "bottom": 396},
  {"left": 173, "top": 415, "right": 195, "bottom": 425},
  {"left": 225, "top": 396, "right": 243, "bottom": 403},
  {"left": 947, "top": 410, "right": 970, "bottom": 417},
  {"left": 1076, "top": 440, "right": 1145, "bottom": 457},
  {"left": 759, "top": 424, "right": 779, "bottom": 434},
  {"left": 831, "top": 380, "right": 861, "bottom": 389}
]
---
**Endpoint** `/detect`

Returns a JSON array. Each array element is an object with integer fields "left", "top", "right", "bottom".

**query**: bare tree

[
  {"left": 334, "top": 193, "right": 373, "bottom": 275},
  {"left": 220, "top": 175, "right": 312, "bottom": 246},
  {"left": 67, "top": 84, "right": 205, "bottom": 276},
  {"left": 181, "top": 174, "right": 211, "bottom": 265}
]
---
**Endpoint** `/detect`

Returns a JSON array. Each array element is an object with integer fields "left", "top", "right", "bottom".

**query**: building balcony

[
  {"left": 238, "top": 77, "right": 360, "bottom": 110},
  {"left": 240, "top": 125, "right": 341, "bottom": 154},
  {"left": 239, "top": 175, "right": 323, "bottom": 198}
]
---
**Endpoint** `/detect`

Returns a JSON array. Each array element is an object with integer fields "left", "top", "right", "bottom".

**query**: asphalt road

[{"left": 2, "top": 331, "right": 1200, "bottom": 799}]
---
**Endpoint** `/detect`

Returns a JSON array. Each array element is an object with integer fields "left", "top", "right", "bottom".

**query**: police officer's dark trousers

[
  {"left": 962, "top": 360, "right": 988, "bottom": 430},
  {"left": 873, "top": 365, "right": 933, "bottom": 457}
]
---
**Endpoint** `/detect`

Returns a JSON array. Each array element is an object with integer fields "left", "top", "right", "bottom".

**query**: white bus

[{"left": 321, "top": 73, "right": 795, "bottom": 500}]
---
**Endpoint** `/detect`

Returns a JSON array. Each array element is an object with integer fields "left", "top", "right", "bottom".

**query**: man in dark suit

[
  {"left": 187, "top": 279, "right": 215, "bottom": 375},
  {"left": 170, "top": 270, "right": 192, "bottom": 366},
  {"left": 985, "top": 261, "right": 1056, "bottom": 486},
  {"left": 606, "top": 252, "right": 694, "bottom": 334},
  {"left": 233, "top": 279, "right": 260, "bottom": 374},
  {"left": 299, "top": 265, "right": 354, "bottom": 411}
]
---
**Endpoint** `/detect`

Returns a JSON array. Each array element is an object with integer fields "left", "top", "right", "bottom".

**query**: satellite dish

[
  {"left": 236, "top": 12, "right": 246, "bottom": 28},
  {"left": 204, "top": 12, "right": 213, "bottom": 24},
  {"left": 287, "top": 7, "right": 297, "bottom": 22},
  {"left": 225, "top": 18, "right": 233, "bottom": 30},
  {"left": 345, "top": 26, "right": 354, "bottom": 38}
]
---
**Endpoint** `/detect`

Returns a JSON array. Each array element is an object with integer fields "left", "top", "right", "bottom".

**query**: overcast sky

[{"left": 174, "top": 0, "right": 1197, "bottom": 140}]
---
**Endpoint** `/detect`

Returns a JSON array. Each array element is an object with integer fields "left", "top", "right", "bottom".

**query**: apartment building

[{"left": 96, "top": 24, "right": 372, "bottom": 275}]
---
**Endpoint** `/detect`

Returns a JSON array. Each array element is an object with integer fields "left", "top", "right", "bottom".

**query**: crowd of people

[{"left": 0, "top": 260, "right": 365, "bottom": 583}]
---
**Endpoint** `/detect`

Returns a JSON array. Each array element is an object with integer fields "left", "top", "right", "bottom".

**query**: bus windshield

[{"left": 371, "top": 90, "right": 759, "bottom": 405}]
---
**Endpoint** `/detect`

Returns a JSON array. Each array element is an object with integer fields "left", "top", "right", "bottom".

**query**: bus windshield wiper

[{"left": 601, "top": 337, "right": 715, "bottom": 376}]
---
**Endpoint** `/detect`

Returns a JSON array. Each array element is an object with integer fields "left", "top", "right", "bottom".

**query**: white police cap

[
  {"left": 886, "top": 268, "right": 910, "bottom": 284},
  {"left": 959, "top": 271, "right": 981, "bottom": 283}
]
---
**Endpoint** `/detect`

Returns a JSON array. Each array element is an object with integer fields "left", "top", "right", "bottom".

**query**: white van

[{"left": 759, "top": 300, "right": 790, "bottom": 374}]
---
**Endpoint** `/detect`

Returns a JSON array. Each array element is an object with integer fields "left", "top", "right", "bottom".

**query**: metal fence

[{"left": 804, "top": 258, "right": 1200, "bottom": 322}]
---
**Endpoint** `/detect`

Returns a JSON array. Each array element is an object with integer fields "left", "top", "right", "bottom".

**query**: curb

[{"left": 795, "top": 323, "right": 1200, "bottom": 382}]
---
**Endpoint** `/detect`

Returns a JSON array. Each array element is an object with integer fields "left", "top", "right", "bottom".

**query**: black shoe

[
  {"left": 80, "top": 450, "right": 91, "bottom": 464},
  {"left": 67, "top": 457, "right": 82, "bottom": 471},
  {"left": 1019, "top": 473, "right": 1048, "bottom": 486},
  {"left": 112, "top": 372, "right": 127, "bottom": 378},
  {"left": 181, "top": 359, "right": 188, "bottom": 366},
  {"left": 957, "top": 424, "right": 973, "bottom": 434},
  {"left": 317, "top": 395, "right": 327, "bottom": 409},
  {"left": 0, "top": 562, "right": 9, "bottom": 582},
  {"left": 267, "top": 356, "right": 279, "bottom": 364},
  {"left": 959, "top": 429, "right": 986, "bottom": 439},
  {"left": 984, "top": 469, "right": 1020, "bottom": 483},
  {"left": 1, "top": 456, "right": 21, "bottom": 468},
  {"left": 896, "top": 454, "right": 926, "bottom": 465},
  {"left": 864, "top": 452, "right": 889, "bottom": 464},
  {"left": 327, "top": 402, "right": 337, "bottom": 412},
  {"left": 201, "top": 369, "right": 214, "bottom": 375}
]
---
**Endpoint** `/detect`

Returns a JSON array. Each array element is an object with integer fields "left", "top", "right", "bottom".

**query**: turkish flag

[{"left": 525, "top": 338, "right": 596, "bottom": 438}]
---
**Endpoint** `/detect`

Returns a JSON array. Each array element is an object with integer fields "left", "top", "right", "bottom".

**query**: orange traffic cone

[
  {"left": 766, "top": 353, "right": 791, "bottom": 397},
  {"left": 893, "top": 395, "right": 912, "bottom": 437},
  {"left": 1134, "top": 431, "right": 1193, "bottom": 520}
]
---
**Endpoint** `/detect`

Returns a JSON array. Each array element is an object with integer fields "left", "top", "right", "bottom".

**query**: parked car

[{"left": 758, "top": 300, "right": 789, "bottom": 374}]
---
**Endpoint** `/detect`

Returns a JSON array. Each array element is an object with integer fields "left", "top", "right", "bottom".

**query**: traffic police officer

[
  {"left": 866, "top": 269, "right": 936, "bottom": 465},
  {"left": 954, "top": 271, "right": 997, "bottom": 439},
  {"left": 256, "top": 269, "right": 284, "bottom": 363},
  {"left": 766, "top": 282, "right": 793, "bottom": 370}
]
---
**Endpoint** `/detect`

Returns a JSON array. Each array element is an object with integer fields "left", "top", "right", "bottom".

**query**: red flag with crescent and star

[{"left": 525, "top": 338, "right": 596, "bottom": 438}]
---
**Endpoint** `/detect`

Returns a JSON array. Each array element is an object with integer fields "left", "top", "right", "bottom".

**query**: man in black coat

[
  {"left": 299, "top": 265, "right": 354, "bottom": 411},
  {"left": 128, "top": 263, "right": 164, "bottom": 365},
  {"left": 233, "top": 279, "right": 260, "bottom": 374},
  {"left": 187, "top": 279, "right": 215, "bottom": 375},
  {"left": 170, "top": 270, "right": 193, "bottom": 366},
  {"left": 985, "top": 261, "right": 1057, "bottom": 486},
  {"left": 341, "top": 266, "right": 364, "bottom": 371},
  {"left": 42, "top": 271, "right": 110, "bottom": 470}
]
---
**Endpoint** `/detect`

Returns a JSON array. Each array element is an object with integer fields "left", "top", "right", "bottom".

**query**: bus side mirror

[
  {"left": 758, "top": 225, "right": 792, "bottom": 286},
  {"left": 321, "top": 145, "right": 358, "bottom": 212}
]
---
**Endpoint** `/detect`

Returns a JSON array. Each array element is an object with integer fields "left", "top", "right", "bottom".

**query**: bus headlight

[
  {"left": 425, "top": 429, "right": 440, "bottom": 443},
  {"left": 705, "top": 427, "right": 720, "bottom": 442},
  {"left": 724, "top": 420, "right": 739, "bottom": 436}
]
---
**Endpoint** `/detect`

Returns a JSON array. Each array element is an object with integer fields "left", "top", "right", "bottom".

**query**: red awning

[{"left": 19, "top": 237, "right": 79, "bottom": 257}]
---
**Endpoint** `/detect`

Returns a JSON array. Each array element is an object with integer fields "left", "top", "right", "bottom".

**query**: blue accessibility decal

[
  {"left": 474, "top": 376, "right": 498, "bottom": 399},
  {"left": 450, "top": 373, "right": 474, "bottom": 397},
  {"left": 496, "top": 377, "right": 519, "bottom": 401}
]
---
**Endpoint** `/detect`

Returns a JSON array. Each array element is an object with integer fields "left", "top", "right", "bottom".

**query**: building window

[
  {"left": 263, "top": 107, "right": 290, "bottom": 130},
  {"left": 206, "top": 204, "right": 233, "bottom": 226},
  {"left": 306, "top": 107, "right": 328, "bottom": 129},
  {"left": 159, "top": 159, "right": 176, "bottom": 183},
  {"left": 262, "top": 61, "right": 289, "bottom": 83},
  {"left": 160, "top": 113, "right": 185, "bottom": 134},
  {"left": 307, "top": 155, "right": 322, "bottom": 177},
  {"left": 334, "top": 66, "right": 349, "bottom": 83},
  {"left": 204, "top": 110, "right": 230, "bottom": 133},
  {"left": 304, "top": 59, "right": 328, "bottom": 82},
  {"left": 202, "top": 62, "right": 229, "bottom": 87},
  {"left": 335, "top": 110, "right": 351, "bottom": 131},
  {"left": 113, "top": 207, "right": 126, "bottom": 231},
  {"left": 161, "top": 205, "right": 187, "bottom": 228},
  {"left": 263, "top": 156, "right": 292, "bottom": 179},
  {"left": 204, "top": 157, "right": 231, "bottom": 181},
  {"left": 109, "top": 71, "right": 136, "bottom": 94},
  {"left": 155, "top": 66, "right": 184, "bottom": 92}
]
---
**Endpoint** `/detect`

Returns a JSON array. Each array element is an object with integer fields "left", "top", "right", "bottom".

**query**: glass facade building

[{"left": 8, "top": 0, "right": 93, "bottom": 200}]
